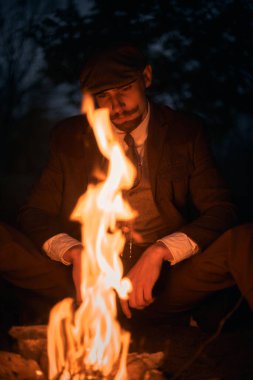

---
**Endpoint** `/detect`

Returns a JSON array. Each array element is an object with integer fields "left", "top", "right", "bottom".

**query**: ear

[{"left": 143, "top": 65, "right": 152, "bottom": 88}]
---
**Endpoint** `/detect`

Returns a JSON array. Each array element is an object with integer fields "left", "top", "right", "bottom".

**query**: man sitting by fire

[{"left": 0, "top": 42, "right": 252, "bottom": 326}]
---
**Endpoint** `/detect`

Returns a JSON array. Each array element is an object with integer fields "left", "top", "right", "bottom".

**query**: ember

[{"left": 47, "top": 94, "right": 137, "bottom": 379}]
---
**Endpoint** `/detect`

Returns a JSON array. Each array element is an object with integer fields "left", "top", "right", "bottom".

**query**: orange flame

[{"left": 47, "top": 94, "right": 137, "bottom": 379}]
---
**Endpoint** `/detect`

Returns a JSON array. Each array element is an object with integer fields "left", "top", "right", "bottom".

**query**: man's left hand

[{"left": 120, "top": 242, "right": 172, "bottom": 318}]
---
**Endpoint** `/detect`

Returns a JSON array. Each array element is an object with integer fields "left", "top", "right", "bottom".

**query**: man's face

[{"left": 94, "top": 65, "right": 152, "bottom": 133}]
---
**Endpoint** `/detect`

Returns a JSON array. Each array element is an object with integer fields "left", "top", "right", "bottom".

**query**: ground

[
  {"left": 127, "top": 304, "right": 253, "bottom": 380},
  {"left": 1, "top": 280, "right": 252, "bottom": 379}
]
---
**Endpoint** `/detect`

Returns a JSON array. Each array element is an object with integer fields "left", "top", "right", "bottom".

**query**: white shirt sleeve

[
  {"left": 157, "top": 232, "right": 199, "bottom": 265},
  {"left": 43, "top": 233, "right": 82, "bottom": 266}
]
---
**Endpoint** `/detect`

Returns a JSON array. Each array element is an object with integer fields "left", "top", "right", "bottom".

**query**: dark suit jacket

[{"left": 19, "top": 102, "right": 237, "bottom": 252}]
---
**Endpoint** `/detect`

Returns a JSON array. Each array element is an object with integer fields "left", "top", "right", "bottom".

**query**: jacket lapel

[
  {"left": 147, "top": 102, "right": 172, "bottom": 198},
  {"left": 82, "top": 102, "right": 176, "bottom": 192}
]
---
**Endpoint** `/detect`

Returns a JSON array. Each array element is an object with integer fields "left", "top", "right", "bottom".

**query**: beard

[{"left": 111, "top": 106, "right": 144, "bottom": 132}]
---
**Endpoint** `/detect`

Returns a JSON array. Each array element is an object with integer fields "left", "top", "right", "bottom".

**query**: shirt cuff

[
  {"left": 43, "top": 233, "right": 82, "bottom": 266},
  {"left": 157, "top": 232, "right": 199, "bottom": 265}
]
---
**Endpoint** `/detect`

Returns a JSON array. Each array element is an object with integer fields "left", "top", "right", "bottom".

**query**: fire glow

[{"left": 47, "top": 94, "right": 137, "bottom": 379}]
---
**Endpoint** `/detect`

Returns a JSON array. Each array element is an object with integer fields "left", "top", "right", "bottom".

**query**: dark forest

[{"left": 0, "top": 0, "right": 253, "bottom": 223}]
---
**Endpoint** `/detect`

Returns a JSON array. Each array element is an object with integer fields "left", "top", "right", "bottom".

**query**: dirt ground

[
  {"left": 120, "top": 291, "right": 253, "bottom": 380},
  {"left": 127, "top": 313, "right": 253, "bottom": 380}
]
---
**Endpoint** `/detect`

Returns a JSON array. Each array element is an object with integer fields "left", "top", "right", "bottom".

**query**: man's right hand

[{"left": 63, "top": 246, "right": 83, "bottom": 304}]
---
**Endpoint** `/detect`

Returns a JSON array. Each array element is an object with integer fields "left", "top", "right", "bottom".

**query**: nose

[{"left": 110, "top": 95, "right": 125, "bottom": 114}]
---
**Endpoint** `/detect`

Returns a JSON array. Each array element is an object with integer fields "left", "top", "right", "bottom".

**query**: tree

[
  {"left": 31, "top": 0, "right": 88, "bottom": 105},
  {"left": 32, "top": 0, "right": 253, "bottom": 137},
  {"left": 1, "top": 0, "right": 253, "bottom": 221},
  {"left": 0, "top": 0, "right": 59, "bottom": 167},
  {"left": 0, "top": 0, "right": 62, "bottom": 221}
]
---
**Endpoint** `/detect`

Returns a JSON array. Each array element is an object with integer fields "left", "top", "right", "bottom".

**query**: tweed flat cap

[{"left": 80, "top": 43, "right": 147, "bottom": 94}]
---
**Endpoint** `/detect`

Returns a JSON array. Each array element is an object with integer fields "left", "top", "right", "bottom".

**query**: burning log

[
  {"left": 126, "top": 352, "right": 165, "bottom": 380},
  {"left": 8, "top": 325, "right": 166, "bottom": 380},
  {"left": 7, "top": 95, "right": 168, "bottom": 380},
  {"left": 46, "top": 95, "right": 136, "bottom": 379},
  {"left": 0, "top": 350, "right": 45, "bottom": 380},
  {"left": 9, "top": 325, "right": 48, "bottom": 376}
]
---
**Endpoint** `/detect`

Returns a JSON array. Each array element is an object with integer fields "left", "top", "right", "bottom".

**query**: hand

[
  {"left": 120, "top": 242, "right": 172, "bottom": 318},
  {"left": 63, "top": 246, "right": 83, "bottom": 304}
]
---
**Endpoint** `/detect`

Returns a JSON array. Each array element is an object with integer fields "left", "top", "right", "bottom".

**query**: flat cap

[{"left": 80, "top": 43, "right": 147, "bottom": 94}]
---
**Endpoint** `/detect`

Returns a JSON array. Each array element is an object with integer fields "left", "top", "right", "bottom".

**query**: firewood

[{"left": 0, "top": 351, "right": 45, "bottom": 380}]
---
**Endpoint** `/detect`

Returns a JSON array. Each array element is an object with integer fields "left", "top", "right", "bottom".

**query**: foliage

[
  {"left": 31, "top": 0, "right": 253, "bottom": 137},
  {"left": 0, "top": 0, "right": 253, "bottom": 222},
  {"left": 0, "top": 0, "right": 59, "bottom": 175},
  {"left": 0, "top": 0, "right": 55, "bottom": 128}
]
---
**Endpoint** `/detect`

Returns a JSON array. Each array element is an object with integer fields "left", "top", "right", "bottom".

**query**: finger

[
  {"left": 73, "top": 264, "right": 82, "bottom": 304},
  {"left": 129, "top": 285, "right": 147, "bottom": 309},
  {"left": 76, "top": 290, "right": 82, "bottom": 305},
  {"left": 143, "top": 285, "right": 154, "bottom": 305},
  {"left": 74, "top": 277, "right": 82, "bottom": 304},
  {"left": 136, "top": 285, "right": 146, "bottom": 308},
  {"left": 120, "top": 299, "right": 132, "bottom": 319}
]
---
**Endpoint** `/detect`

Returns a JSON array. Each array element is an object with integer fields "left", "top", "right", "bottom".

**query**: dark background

[{"left": 0, "top": 0, "right": 253, "bottom": 225}]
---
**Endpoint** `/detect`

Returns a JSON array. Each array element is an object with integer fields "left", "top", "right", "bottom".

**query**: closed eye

[{"left": 96, "top": 92, "right": 108, "bottom": 100}]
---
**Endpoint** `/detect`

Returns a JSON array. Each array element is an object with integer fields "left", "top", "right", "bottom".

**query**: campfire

[
  {"left": 0, "top": 95, "right": 165, "bottom": 380},
  {"left": 47, "top": 94, "right": 136, "bottom": 379}
]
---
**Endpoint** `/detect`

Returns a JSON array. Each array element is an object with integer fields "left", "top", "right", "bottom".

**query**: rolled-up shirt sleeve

[
  {"left": 43, "top": 233, "right": 82, "bottom": 266},
  {"left": 157, "top": 232, "right": 199, "bottom": 265}
]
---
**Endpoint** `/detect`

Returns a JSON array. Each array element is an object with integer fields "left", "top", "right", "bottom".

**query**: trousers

[{"left": 0, "top": 222, "right": 253, "bottom": 319}]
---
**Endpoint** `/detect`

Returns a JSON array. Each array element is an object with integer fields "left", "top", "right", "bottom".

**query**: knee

[
  {"left": 228, "top": 223, "right": 253, "bottom": 241},
  {"left": 225, "top": 224, "right": 253, "bottom": 260},
  {"left": 0, "top": 222, "right": 12, "bottom": 243},
  {"left": 0, "top": 221, "right": 38, "bottom": 252}
]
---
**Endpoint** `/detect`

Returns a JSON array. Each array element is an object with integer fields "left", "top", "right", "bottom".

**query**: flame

[{"left": 47, "top": 94, "right": 137, "bottom": 379}]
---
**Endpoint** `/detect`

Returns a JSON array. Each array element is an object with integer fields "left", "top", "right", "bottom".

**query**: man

[{"left": 1, "top": 42, "right": 253, "bottom": 324}]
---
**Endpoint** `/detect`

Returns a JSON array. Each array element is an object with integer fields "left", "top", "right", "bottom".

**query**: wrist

[
  {"left": 62, "top": 245, "right": 82, "bottom": 265},
  {"left": 143, "top": 241, "right": 173, "bottom": 264},
  {"left": 154, "top": 241, "right": 173, "bottom": 262}
]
